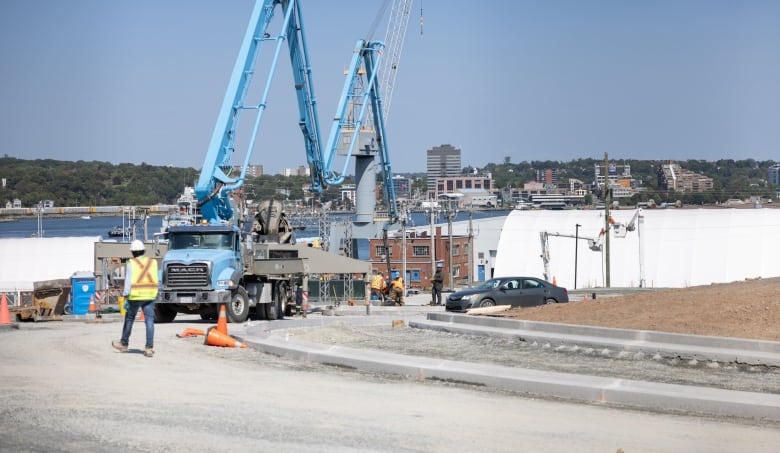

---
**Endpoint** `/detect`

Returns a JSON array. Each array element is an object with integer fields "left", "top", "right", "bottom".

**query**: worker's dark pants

[
  {"left": 121, "top": 300, "right": 155, "bottom": 348},
  {"left": 432, "top": 285, "right": 442, "bottom": 305}
]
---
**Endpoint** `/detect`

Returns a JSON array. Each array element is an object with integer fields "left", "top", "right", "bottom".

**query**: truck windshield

[{"left": 169, "top": 232, "right": 233, "bottom": 251}]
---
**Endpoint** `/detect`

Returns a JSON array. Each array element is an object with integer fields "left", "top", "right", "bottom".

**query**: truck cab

[{"left": 158, "top": 223, "right": 247, "bottom": 322}]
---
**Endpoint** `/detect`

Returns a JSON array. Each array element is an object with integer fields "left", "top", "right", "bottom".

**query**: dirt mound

[{"left": 497, "top": 278, "right": 780, "bottom": 341}]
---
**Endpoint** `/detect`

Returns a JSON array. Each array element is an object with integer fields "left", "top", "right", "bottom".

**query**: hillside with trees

[
  {"left": 1, "top": 155, "right": 777, "bottom": 208},
  {"left": 481, "top": 157, "right": 778, "bottom": 206}
]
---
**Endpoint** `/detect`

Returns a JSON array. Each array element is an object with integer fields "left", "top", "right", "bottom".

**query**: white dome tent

[{"left": 494, "top": 208, "right": 780, "bottom": 289}]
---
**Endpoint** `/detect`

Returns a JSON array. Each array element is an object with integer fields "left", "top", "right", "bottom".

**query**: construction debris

[{"left": 465, "top": 305, "right": 511, "bottom": 316}]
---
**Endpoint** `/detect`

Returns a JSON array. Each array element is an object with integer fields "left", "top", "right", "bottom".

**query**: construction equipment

[
  {"left": 540, "top": 230, "right": 603, "bottom": 283},
  {"left": 156, "top": 0, "right": 388, "bottom": 323},
  {"left": 7, "top": 279, "right": 70, "bottom": 322},
  {"left": 612, "top": 209, "right": 645, "bottom": 287},
  {"left": 539, "top": 208, "right": 645, "bottom": 288}
]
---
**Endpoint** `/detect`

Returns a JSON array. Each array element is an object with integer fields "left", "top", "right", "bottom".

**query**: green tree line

[
  {"left": 0, "top": 156, "right": 348, "bottom": 208},
  {"left": 1, "top": 156, "right": 777, "bottom": 208},
  {"left": 481, "top": 157, "right": 778, "bottom": 205}
]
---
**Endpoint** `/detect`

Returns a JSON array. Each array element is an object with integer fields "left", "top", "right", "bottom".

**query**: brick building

[{"left": 368, "top": 226, "right": 470, "bottom": 290}]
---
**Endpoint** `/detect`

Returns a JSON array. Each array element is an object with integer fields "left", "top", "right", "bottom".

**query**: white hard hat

[{"left": 130, "top": 240, "right": 145, "bottom": 252}]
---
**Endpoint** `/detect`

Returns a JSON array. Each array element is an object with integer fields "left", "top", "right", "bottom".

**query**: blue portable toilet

[{"left": 70, "top": 271, "right": 96, "bottom": 315}]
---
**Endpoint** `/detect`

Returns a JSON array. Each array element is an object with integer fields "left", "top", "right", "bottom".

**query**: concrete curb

[
  {"left": 239, "top": 325, "right": 780, "bottom": 421},
  {"left": 420, "top": 313, "right": 780, "bottom": 366}
]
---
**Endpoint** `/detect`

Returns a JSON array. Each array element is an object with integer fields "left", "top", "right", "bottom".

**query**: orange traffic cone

[
  {"left": 216, "top": 304, "right": 228, "bottom": 335},
  {"left": 88, "top": 295, "right": 96, "bottom": 315},
  {"left": 552, "top": 276, "right": 558, "bottom": 286},
  {"left": 0, "top": 293, "right": 11, "bottom": 325},
  {"left": 204, "top": 326, "right": 247, "bottom": 348},
  {"left": 138, "top": 309, "right": 145, "bottom": 321},
  {"left": 176, "top": 328, "right": 205, "bottom": 338}
]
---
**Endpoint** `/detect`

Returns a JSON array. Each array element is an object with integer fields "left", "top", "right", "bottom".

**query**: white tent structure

[
  {"left": 494, "top": 209, "right": 780, "bottom": 289},
  {"left": 0, "top": 236, "right": 99, "bottom": 292}
]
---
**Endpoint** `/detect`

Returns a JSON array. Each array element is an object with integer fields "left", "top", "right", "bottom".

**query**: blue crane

[{"left": 195, "top": 0, "right": 397, "bottom": 225}]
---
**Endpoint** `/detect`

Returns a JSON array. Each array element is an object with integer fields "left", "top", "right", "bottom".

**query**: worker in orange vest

[
  {"left": 370, "top": 270, "right": 387, "bottom": 303},
  {"left": 388, "top": 270, "right": 404, "bottom": 306},
  {"left": 112, "top": 240, "right": 159, "bottom": 358}
]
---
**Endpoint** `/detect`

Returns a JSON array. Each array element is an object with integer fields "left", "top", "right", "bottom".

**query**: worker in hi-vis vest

[
  {"left": 370, "top": 270, "right": 387, "bottom": 303},
  {"left": 389, "top": 270, "right": 404, "bottom": 306},
  {"left": 112, "top": 240, "right": 159, "bottom": 358}
]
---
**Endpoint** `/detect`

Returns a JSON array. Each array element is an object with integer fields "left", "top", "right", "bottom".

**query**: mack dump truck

[
  {"left": 158, "top": 201, "right": 304, "bottom": 323},
  {"left": 153, "top": 0, "right": 396, "bottom": 323}
]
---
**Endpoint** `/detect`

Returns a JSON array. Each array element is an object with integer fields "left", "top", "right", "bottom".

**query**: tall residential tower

[{"left": 426, "top": 144, "right": 461, "bottom": 187}]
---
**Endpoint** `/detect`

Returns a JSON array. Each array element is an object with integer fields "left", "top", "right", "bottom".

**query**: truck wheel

[
  {"left": 154, "top": 304, "right": 177, "bottom": 323},
  {"left": 264, "top": 301, "right": 278, "bottom": 320},
  {"left": 277, "top": 281, "right": 288, "bottom": 320},
  {"left": 227, "top": 287, "right": 250, "bottom": 323},
  {"left": 265, "top": 281, "right": 286, "bottom": 320}
]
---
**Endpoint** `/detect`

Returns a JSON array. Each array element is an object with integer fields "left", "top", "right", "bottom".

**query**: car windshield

[{"left": 169, "top": 232, "right": 233, "bottom": 250}]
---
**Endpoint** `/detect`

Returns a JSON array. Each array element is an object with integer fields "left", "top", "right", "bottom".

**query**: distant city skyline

[{"left": 1, "top": 0, "right": 778, "bottom": 174}]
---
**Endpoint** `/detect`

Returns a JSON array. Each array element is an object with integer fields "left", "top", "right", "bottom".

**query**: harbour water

[{"left": 0, "top": 210, "right": 510, "bottom": 240}]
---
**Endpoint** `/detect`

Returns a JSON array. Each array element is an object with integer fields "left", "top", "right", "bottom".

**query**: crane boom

[
  {"left": 195, "top": 0, "right": 398, "bottom": 225},
  {"left": 540, "top": 230, "right": 603, "bottom": 282},
  {"left": 196, "top": 0, "right": 323, "bottom": 223},
  {"left": 379, "top": 0, "right": 413, "bottom": 122}
]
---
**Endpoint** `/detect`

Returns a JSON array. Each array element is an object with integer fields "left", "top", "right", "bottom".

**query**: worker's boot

[
  {"left": 144, "top": 347, "right": 154, "bottom": 358},
  {"left": 112, "top": 340, "right": 128, "bottom": 352}
]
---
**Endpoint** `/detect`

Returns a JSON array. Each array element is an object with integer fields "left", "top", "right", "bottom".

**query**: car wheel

[
  {"left": 479, "top": 299, "right": 495, "bottom": 308},
  {"left": 545, "top": 298, "right": 557, "bottom": 305}
]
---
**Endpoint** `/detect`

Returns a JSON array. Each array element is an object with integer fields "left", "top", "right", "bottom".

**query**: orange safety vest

[
  {"left": 128, "top": 256, "right": 159, "bottom": 301},
  {"left": 370, "top": 274, "right": 385, "bottom": 290},
  {"left": 391, "top": 277, "right": 404, "bottom": 290}
]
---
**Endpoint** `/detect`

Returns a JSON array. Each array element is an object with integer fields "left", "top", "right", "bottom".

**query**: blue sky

[{"left": 1, "top": 0, "right": 778, "bottom": 174}]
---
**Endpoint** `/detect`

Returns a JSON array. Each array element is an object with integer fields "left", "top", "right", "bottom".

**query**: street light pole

[
  {"left": 429, "top": 209, "right": 435, "bottom": 279},
  {"left": 448, "top": 208, "right": 454, "bottom": 291},
  {"left": 574, "top": 223, "right": 581, "bottom": 289}
]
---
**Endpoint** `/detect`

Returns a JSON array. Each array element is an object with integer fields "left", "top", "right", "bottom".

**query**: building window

[
  {"left": 453, "top": 244, "right": 460, "bottom": 256},
  {"left": 410, "top": 270, "right": 421, "bottom": 282},
  {"left": 464, "top": 243, "right": 469, "bottom": 256},
  {"left": 412, "top": 245, "right": 429, "bottom": 257},
  {"left": 375, "top": 245, "right": 392, "bottom": 257},
  {"left": 453, "top": 265, "right": 460, "bottom": 278}
]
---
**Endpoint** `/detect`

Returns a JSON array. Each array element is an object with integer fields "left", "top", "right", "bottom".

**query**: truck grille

[{"left": 166, "top": 262, "right": 210, "bottom": 288}]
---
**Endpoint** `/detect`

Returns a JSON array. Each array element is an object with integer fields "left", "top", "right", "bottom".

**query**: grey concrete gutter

[
  {"left": 420, "top": 313, "right": 780, "bottom": 367},
  {"left": 239, "top": 323, "right": 780, "bottom": 421}
]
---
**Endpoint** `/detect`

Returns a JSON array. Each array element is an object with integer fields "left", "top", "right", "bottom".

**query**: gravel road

[{"left": 1, "top": 317, "right": 779, "bottom": 453}]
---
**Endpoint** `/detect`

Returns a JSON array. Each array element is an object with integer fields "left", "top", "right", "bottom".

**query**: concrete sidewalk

[
  {"left": 419, "top": 312, "right": 780, "bottom": 367},
  {"left": 236, "top": 308, "right": 780, "bottom": 422}
]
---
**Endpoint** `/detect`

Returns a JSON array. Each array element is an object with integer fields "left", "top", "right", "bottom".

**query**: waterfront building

[{"left": 426, "top": 144, "right": 461, "bottom": 187}]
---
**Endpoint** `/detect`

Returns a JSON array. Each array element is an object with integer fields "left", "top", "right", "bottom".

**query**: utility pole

[
  {"left": 468, "top": 208, "right": 474, "bottom": 288},
  {"left": 445, "top": 198, "right": 457, "bottom": 291},
  {"left": 574, "top": 223, "right": 581, "bottom": 289},
  {"left": 401, "top": 203, "right": 407, "bottom": 295},
  {"left": 604, "top": 152, "right": 611, "bottom": 288},
  {"left": 429, "top": 208, "right": 435, "bottom": 280}
]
